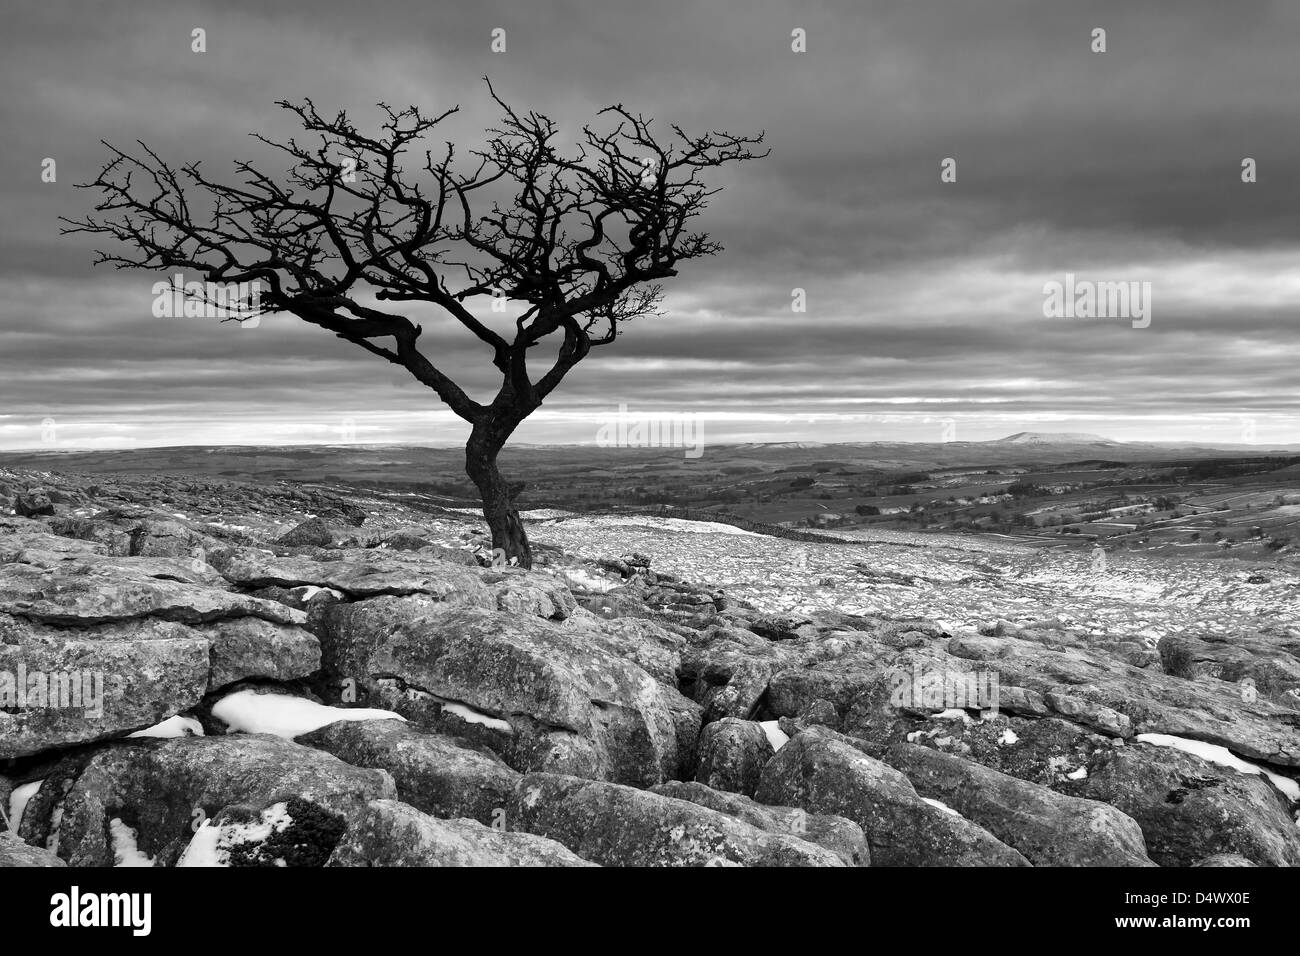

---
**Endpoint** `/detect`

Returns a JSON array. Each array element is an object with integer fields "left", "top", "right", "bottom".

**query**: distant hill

[
  {"left": 3, "top": 438, "right": 1300, "bottom": 492},
  {"left": 993, "top": 432, "right": 1119, "bottom": 445}
]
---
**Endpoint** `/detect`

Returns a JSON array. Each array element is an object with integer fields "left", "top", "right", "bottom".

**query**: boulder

[
  {"left": 755, "top": 728, "right": 1030, "bottom": 866},
  {"left": 298, "top": 718, "right": 519, "bottom": 826},
  {"left": 0, "top": 831, "right": 66, "bottom": 867},
  {"left": 694, "top": 717, "right": 774, "bottom": 796},
  {"left": 316, "top": 600, "right": 698, "bottom": 787},
  {"left": 1070, "top": 742, "right": 1300, "bottom": 867},
  {"left": 329, "top": 799, "right": 594, "bottom": 867},
  {"left": 378, "top": 531, "right": 436, "bottom": 552},
  {"left": 47, "top": 517, "right": 133, "bottom": 556},
  {"left": 696, "top": 658, "right": 774, "bottom": 721},
  {"left": 747, "top": 614, "right": 817, "bottom": 642},
  {"left": 651, "top": 780, "right": 868, "bottom": 866},
  {"left": 195, "top": 617, "right": 321, "bottom": 690},
  {"left": 767, "top": 666, "right": 872, "bottom": 718},
  {"left": 14, "top": 493, "right": 55, "bottom": 518},
  {"left": 882, "top": 742, "right": 1154, "bottom": 866},
  {"left": 507, "top": 773, "right": 845, "bottom": 867},
  {"left": 1159, "top": 633, "right": 1300, "bottom": 701},
  {"left": 215, "top": 548, "right": 493, "bottom": 603},
  {"left": 0, "top": 613, "right": 210, "bottom": 758},
  {"left": 0, "top": 559, "right": 304, "bottom": 627},
  {"left": 0, "top": 529, "right": 109, "bottom": 564},
  {"left": 372, "top": 533, "right": 479, "bottom": 567},
  {"left": 568, "top": 616, "right": 686, "bottom": 688},
  {"left": 127, "top": 519, "right": 209, "bottom": 558},
  {"left": 948, "top": 632, "right": 1300, "bottom": 768},
  {"left": 486, "top": 569, "right": 577, "bottom": 620},
  {"left": 277, "top": 518, "right": 342, "bottom": 548},
  {"left": 21, "top": 734, "right": 395, "bottom": 866}
]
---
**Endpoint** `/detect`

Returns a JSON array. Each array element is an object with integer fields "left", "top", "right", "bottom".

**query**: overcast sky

[{"left": 3, "top": 0, "right": 1299, "bottom": 450}]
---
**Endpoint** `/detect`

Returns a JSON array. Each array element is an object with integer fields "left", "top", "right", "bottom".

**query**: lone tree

[{"left": 63, "top": 81, "right": 765, "bottom": 568}]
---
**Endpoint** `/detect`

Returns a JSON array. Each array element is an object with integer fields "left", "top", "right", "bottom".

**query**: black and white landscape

[{"left": 2, "top": 0, "right": 1298, "bottom": 886}]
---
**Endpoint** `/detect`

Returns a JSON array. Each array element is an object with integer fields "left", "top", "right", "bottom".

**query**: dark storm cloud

[{"left": 2, "top": 0, "right": 1299, "bottom": 448}]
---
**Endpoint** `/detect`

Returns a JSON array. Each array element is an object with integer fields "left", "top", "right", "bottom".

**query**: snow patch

[
  {"left": 289, "top": 585, "right": 344, "bottom": 602},
  {"left": 439, "top": 701, "right": 513, "bottom": 733},
  {"left": 559, "top": 515, "right": 763, "bottom": 537},
  {"left": 933, "top": 708, "right": 972, "bottom": 723},
  {"left": 7, "top": 780, "right": 42, "bottom": 834},
  {"left": 393, "top": 683, "right": 514, "bottom": 733},
  {"left": 128, "top": 715, "right": 204, "bottom": 739},
  {"left": 1136, "top": 733, "right": 1299, "bottom": 801},
  {"left": 204, "top": 521, "right": 252, "bottom": 532},
  {"left": 109, "top": 818, "right": 155, "bottom": 867},
  {"left": 997, "top": 728, "right": 1019, "bottom": 745},
  {"left": 211, "top": 690, "right": 404, "bottom": 739},
  {"left": 922, "top": 797, "right": 961, "bottom": 817},
  {"left": 760, "top": 720, "right": 790, "bottom": 752}
]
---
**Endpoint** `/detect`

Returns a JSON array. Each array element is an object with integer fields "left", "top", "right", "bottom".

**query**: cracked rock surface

[{"left": 0, "top": 467, "right": 1296, "bottom": 866}]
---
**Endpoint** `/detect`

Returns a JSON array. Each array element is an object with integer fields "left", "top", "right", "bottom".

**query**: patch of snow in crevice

[
  {"left": 289, "top": 585, "right": 344, "bottom": 601},
  {"left": 997, "top": 728, "right": 1019, "bottom": 745},
  {"left": 393, "top": 682, "right": 514, "bottom": 733},
  {"left": 437, "top": 701, "right": 513, "bottom": 733},
  {"left": 109, "top": 818, "right": 155, "bottom": 867},
  {"left": 760, "top": 720, "right": 790, "bottom": 752},
  {"left": 7, "top": 780, "right": 42, "bottom": 834},
  {"left": 176, "top": 821, "right": 224, "bottom": 867},
  {"left": 921, "top": 797, "right": 961, "bottom": 817},
  {"left": 932, "top": 708, "right": 972, "bottom": 723},
  {"left": 211, "top": 689, "right": 404, "bottom": 739},
  {"left": 128, "top": 715, "right": 204, "bottom": 739},
  {"left": 1136, "top": 733, "right": 1299, "bottom": 801}
]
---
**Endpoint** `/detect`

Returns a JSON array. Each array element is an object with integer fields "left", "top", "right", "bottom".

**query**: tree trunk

[{"left": 466, "top": 429, "right": 533, "bottom": 569}]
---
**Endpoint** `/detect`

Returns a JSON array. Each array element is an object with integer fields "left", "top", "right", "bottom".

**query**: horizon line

[{"left": 4, "top": 435, "right": 1300, "bottom": 455}]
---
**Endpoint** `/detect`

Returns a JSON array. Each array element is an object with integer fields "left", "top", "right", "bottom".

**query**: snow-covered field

[
  {"left": 527, "top": 513, "right": 1300, "bottom": 642},
  {"left": 538, "top": 514, "right": 763, "bottom": 537}
]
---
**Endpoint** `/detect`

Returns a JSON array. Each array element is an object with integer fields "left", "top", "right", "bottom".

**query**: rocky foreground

[{"left": 1, "top": 468, "right": 1298, "bottom": 867}]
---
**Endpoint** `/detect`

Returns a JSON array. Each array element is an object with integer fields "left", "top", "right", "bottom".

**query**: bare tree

[{"left": 62, "top": 80, "right": 766, "bottom": 567}]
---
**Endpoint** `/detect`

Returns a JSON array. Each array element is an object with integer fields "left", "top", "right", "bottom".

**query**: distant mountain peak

[{"left": 993, "top": 431, "right": 1119, "bottom": 444}]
